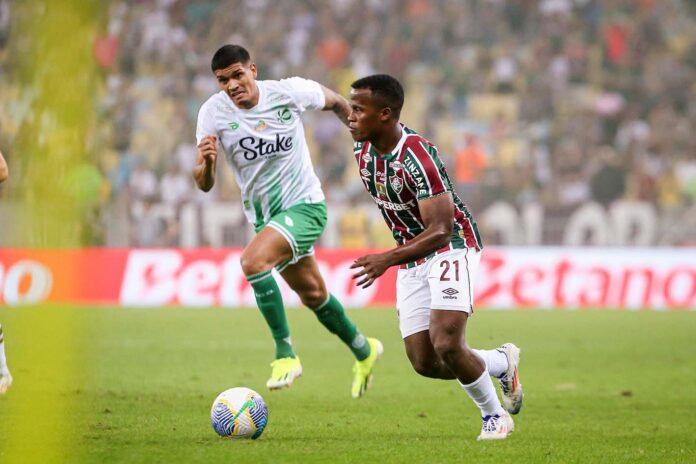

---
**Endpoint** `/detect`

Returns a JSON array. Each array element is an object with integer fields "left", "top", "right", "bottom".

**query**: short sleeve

[
  {"left": 403, "top": 141, "right": 450, "bottom": 200},
  {"left": 196, "top": 101, "right": 217, "bottom": 145},
  {"left": 280, "top": 77, "right": 326, "bottom": 112}
]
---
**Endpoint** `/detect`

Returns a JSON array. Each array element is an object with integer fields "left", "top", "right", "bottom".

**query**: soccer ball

[{"left": 210, "top": 387, "right": 268, "bottom": 439}]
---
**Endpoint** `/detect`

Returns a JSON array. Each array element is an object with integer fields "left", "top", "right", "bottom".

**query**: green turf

[{"left": 1, "top": 306, "right": 695, "bottom": 463}]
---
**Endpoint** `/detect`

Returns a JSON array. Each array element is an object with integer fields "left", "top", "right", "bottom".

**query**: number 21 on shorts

[{"left": 439, "top": 259, "right": 460, "bottom": 281}]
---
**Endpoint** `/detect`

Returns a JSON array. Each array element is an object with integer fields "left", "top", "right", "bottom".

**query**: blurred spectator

[
  {"left": 160, "top": 163, "right": 193, "bottom": 209},
  {"left": 454, "top": 133, "right": 488, "bottom": 212},
  {"left": 0, "top": 0, "right": 693, "bottom": 246},
  {"left": 590, "top": 148, "right": 626, "bottom": 206},
  {"left": 129, "top": 159, "right": 158, "bottom": 202},
  {"left": 130, "top": 196, "right": 176, "bottom": 247}
]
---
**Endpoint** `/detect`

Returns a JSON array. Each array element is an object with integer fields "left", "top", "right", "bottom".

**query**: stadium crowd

[{"left": 0, "top": 0, "right": 694, "bottom": 246}]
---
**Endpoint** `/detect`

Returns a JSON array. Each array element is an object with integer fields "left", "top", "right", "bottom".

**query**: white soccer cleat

[
  {"left": 497, "top": 343, "right": 523, "bottom": 415},
  {"left": 0, "top": 368, "right": 12, "bottom": 394},
  {"left": 477, "top": 412, "right": 514, "bottom": 441}
]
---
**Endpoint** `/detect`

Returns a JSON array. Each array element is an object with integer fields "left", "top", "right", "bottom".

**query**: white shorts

[{"left": 396, "top": 248, "right": 481, "bottom": 339}]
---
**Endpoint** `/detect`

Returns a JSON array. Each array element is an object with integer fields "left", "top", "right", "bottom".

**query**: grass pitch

[{"left": 0, "top": 306, "right": 694, "bottom": 463}]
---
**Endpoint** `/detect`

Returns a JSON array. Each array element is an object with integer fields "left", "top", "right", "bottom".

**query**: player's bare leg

[
  {"left": 279, "top": 255, "right": 328, "bottom": 309},
  {"left": 403, "top": 330, "right": 455, "bottom": 379},
  {"left": 429, "top": 310, "right": 513, "bottom": 440},
  {"left": 0, "top": 323, "right": 12, "bottom": 394},
  {"left": 240, "top": 227, "right": 302, "bottom": 390},
  {"left": 281, "top": 256, "right": 382, "bottom": 398}
]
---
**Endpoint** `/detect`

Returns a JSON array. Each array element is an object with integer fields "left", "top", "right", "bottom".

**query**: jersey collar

[{"left": 369, "top": 125, "right": 408, "bottom": 161}]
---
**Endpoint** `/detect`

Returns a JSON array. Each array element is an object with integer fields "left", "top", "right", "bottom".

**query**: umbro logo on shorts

[{"left": 442, "top": 288, "right": 459, "bottom": 300}]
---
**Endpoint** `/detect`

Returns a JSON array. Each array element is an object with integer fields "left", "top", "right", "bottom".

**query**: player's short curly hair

[
  {"left": 350, "top": 74, "right": 405, "bottom": 119},
  {"left": 211, "top": 44, "right": 251, "bottom": 71}
]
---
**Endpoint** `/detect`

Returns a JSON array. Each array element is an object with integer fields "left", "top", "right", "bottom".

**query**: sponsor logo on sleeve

[{"left": 404, "top": 156, "right": 426, "bottom": 191}]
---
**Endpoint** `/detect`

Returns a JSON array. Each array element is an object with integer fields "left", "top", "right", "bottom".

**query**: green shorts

[{"left": 257, "top": 201, "right": 327, "bottom": 273}]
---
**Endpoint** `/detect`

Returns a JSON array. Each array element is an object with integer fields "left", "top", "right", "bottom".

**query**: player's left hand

[{"left": 351, "top": 253, "right": 391, "bottom": 289}]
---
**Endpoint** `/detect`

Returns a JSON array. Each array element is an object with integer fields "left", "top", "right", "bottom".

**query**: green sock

[
  {"left": 247, "top": 270, "right": 295, "bottom": 359},
  {"left": 312, "top": 294, "right": 371, "bottom": 361}
]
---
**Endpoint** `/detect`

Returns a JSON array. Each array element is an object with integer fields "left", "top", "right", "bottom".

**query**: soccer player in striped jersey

[
  {"left": 347, "top": 75, "right": 523, "bottom": 440},
  {"left": 0, "top": 150, "right": 12, "bottom": 394},
  {"left": 194, "top": 45, "right": 382, "bottom": 398}
]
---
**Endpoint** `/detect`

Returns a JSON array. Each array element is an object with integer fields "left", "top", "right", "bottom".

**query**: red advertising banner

[{"left": 0, "top": 248, "right": 694, "bottom": 309}]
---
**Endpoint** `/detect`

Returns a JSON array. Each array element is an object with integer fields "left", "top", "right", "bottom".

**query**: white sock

[
  {"left": 459, "top": 369, "right": 506, "bottom": 418},
  {"left": 0, "top": 340, "right": 7, "bottom": 371},
  {"left": 473, "top": 348, "right": 508, "bottom": 378}
]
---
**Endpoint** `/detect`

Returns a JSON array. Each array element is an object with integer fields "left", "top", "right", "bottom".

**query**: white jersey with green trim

[{"left": 196, "top": 77, "right": 326, "bottom": 228}]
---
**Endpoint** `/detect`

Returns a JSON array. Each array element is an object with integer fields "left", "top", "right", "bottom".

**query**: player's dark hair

[
  {"left": 350, "top": 74, "right": 405, "bottom": 119},
  {"left": 211, "top": 44, "right": 251, "bottom": 71}
]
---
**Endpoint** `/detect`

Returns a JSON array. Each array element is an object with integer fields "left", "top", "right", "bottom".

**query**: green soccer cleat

[
  {"left": 351, "top": 338, "right": 384, "bottom": 399},
  {"left": 266, "top": 356, "right": 303, "bottom": 391}
]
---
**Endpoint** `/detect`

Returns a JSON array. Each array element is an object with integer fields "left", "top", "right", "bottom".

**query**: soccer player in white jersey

[
  {"left": 194, "top": 45, "right": 382, "bottom": 398},
  {"left": 346, "top": 75, "right": 523, "bottom": 440},
  {"left": 0, "top": 149, "right": 12, "bottom": 394}
]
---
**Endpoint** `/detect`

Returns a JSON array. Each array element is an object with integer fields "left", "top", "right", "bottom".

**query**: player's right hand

[{"left": 198, "top": 135, "right": 218, "bottom": 165}]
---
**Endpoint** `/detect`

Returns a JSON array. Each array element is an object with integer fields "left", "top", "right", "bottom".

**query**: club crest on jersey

[
  {"left": 390, "top": 175, "right": 403, "bottom": 194},
  {"left": 276, "top": 106, "right": 293, "bottom": 125},
  {"left": 255, "top": 120, "right": 267, "bottom": 132},
  {"left": 362, "top": 152, "right": 372, "bottom": 163}
]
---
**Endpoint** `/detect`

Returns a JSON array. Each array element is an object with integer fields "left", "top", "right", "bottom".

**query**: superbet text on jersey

[{"left": 353, "top": 126, "right": 482, "bottom": 268}]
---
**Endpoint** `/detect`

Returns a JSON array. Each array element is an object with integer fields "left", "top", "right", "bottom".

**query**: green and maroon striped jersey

[{"left": 353, "top": 126, "right": 482, "bottom": 261}]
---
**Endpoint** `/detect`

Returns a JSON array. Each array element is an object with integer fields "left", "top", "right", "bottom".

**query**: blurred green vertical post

[{"left": 1, "top": 1, "right": 106, "bottom": 462}]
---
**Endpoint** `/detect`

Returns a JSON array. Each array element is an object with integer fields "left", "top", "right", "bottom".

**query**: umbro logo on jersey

[
  {"left": 360, "top": 168, "right": 371, "bottom": 177},
  {"left": 442, "top": 288, "right": 459, "bottom": 296}
]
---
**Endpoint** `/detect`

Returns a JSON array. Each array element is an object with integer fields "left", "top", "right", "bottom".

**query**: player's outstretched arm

[
  {"left": 351, "top": 193, "right": 455, "bottom": 288},
  {"left": 193, "top": 135, "right": 217, "bottom": 192},
  {"left": 320, "top": 85, "right": 351, "bottom": 128},
  {"left": 0, "top": 150, "right": 8, "bottom": 183}
]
